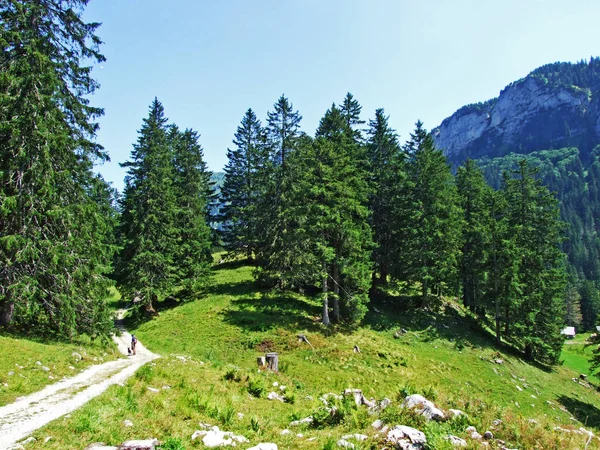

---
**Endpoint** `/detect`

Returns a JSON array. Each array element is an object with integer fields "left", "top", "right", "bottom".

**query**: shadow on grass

[
  {"left": 221, "top": 292, "right": 321, "bottom": 333},
  {"left": 558, "top": 395, "right": 600, "bottom": 428}
]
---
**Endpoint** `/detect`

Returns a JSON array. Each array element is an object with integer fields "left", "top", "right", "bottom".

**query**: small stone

[
  {"left": 44, "top": 437, "right": 52, "bottom": 443},
  {"left": 290, "top": 416, "right": 313, "bottom": 426},
  {"left": 119, "top": 439, "right": 159, "bottom": 449},
  {"left": 267, "top": 391, "right": 285, "bottom": 402},
  {"left": 483, "top": 431, "right": 493, "bottom": 440},
  {"left": 21, "top": 437, "right": 36, "bottom": 444},
  {"left": 296, "top": 433, "right": 304, "bottom": 438},
  {"left": 494, "top": 358, "right": 504, "bottom": 364},
  {"left": 123, "top": 419, "right": 134, "bottom": 427},
  {"left": 35, "top": 361, "right": 42, "bottom": 366},
  {"left": 237, "top": 412, "right": 244, "bottom": 419},
  {"left": 279, "top": 385, "right": 287, "bottom": 391},
  {"left": 7, "top": 371, "right": 14, "bottom": 376},
  {"left": 492, "top": 419, "right": 502, "bottom": 426},
  {"left": 449, "top": 409, "right": 465, "bottom": 417},
  {"left": 280, "top": 429, "right": 291, "bottom": 435},
  {"left": 161, "top": 385, "right": 171, "bottom": 390},
  {"left": 147, "top": 387, "right": 159, "bottom": 393},
  {"left": 72, "top": 352, "right": 82, "bottom": 361},
  {"left": 272, "top": 381, "right": 279, "bottom": 387},
  {"left": 445, "top": 435, "right": 467, "bottom": 447},
  {"left": 371, "top": 419, "right": 384, "bottom": 429},
  {"left": 515, "top": 385, "right": 523, "bottom": 391},
  {"left": 337, "top": 439, "right": 354, "bottom": 449},
  {"left": 68, "top": 366, "right": 75, "bottom": 370},
  {"left": 246, "top": 444, "right": 277, "bottom": 450},
  {"left": 342, "top": 434, "right": 368, "bottom": 441},
  {"left": 2, "top": 383, "right": 8, "bottom": 387}
]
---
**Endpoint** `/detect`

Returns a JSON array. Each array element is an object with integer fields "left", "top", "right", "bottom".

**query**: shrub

[
  {"left": 157, "top": 437, "right": 185, "bottom": 450},
  {"left": 247, "top": 377, "right": 266, "bottom": 398}
]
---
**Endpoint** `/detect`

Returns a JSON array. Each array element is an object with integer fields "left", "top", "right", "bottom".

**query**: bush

[
  {"left": 223, "top": 365, "right": 242, "bottom": 382},
  {"left": 247, "top": 377, "right": 266, "bottom": 398},
  {"left": 157, "top": 437, "right": 185, "bottom": 450}
]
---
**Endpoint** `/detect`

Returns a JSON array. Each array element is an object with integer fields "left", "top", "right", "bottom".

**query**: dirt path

[{"left": 0, "top": 310, "right": 158, "bottom": 450}]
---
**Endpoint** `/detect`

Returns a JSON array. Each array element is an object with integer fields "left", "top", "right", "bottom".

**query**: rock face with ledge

[{"left": 432, "top": 59, "right": 600, "bottom": 164}]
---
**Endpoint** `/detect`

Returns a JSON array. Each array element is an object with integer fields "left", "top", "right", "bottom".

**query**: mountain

[
  {"left": 433, "top": 58, "right": 600, "bottom": 329},
  {"left": 433, "top": 58, "right": 600, "bottom": 165}
]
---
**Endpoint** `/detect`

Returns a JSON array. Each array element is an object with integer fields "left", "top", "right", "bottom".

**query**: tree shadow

[
  {"left": 221, "top": 292, "right": 321, "bottom": 333},
  {"left": 558, "top": 395, "right": 600, "bottom": 428}
]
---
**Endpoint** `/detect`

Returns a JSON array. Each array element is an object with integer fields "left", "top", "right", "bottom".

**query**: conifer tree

[
  {"left": 366, "top": 109, "right": 402, "bottom": 292},
  {"left": 393, "top": 122, "right": 462, "bottom": 304},
  {"left": 293, "top": 105, "right": 372, "bottom": 324},
  {"left": 503, "top": 161, "right": 567, "bottom": 364},
  {"left": 340, "top": 92, "right": 365, "bottom": 141},
  {"left": 117, "top": 99, "right": 179, "bottom": 313},
  {"left": 266, "top": 95, "right": 302, "bottom": 168},
  {"left": 0, "top": 0, "right": 115, "bottom": 338},
  {"left": 170, "top": 126, "right": 213, "bottom": 293},
  {"left": 220, "top": 109, "right": 270, "bottom": 260},
  {"left": 456, "top": 159, "right": 492, "bottom": 313}
]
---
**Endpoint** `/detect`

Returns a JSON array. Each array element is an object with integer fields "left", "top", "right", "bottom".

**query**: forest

[{"left": 0, "top": 0, "right": 585, "bottom": 368}]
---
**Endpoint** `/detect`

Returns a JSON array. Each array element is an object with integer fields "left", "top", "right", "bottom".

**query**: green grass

[
  {"left": 0, "top": 334, "right": 120, "bottom": 406},
  {"left": 560, "top": 332, "right": 599, "bottom": 384},
  {"left": 24, "top": 260, "right": 600, "bottom": 449}
]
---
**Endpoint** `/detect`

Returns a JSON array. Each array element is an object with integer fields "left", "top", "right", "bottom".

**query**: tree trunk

[
  {"left": 369, "top": 271, "right": 378, "bottom": 300},
  {"left": 322, "top": 264, "right": 330, "bottom": 327},
  {"left": 332, "top": 258, "right": 340, "bottom": 322},
  {"left": 421, "top": 280, "right": 428, "bottom": 307},
  {"left": 265, "top": 352, "right": 279, "bottom": 372},
  {"left": 379, "top": 267, "right": 387, "bottom": 284},
  {"left": 0, "top": 300, "right": 15, "bottom": 327}
]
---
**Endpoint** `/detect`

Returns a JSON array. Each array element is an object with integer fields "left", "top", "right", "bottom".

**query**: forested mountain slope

[{"left": 434, "top": 60, "right": 600, "bottom": 329}]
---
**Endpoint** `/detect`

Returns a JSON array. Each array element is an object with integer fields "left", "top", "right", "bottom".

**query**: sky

[{"left": 83, "top": 0, "right": 600, "bottom": 192}]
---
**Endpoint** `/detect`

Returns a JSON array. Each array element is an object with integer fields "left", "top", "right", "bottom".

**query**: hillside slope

[{"left": 25, "top": 261, "right": 600, "bottom": 450}]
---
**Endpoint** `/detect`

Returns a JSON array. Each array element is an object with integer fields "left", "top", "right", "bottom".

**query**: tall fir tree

[
  {"left": 117, "top": 99, "right": 179, "bottom": 313},
  {"left": 393, "top": 122, "right": 462, "bottom": 304},
  {"left": 0, "top": 0, "right": 115, "bottom": 338},
  {"left": 503, "top": 161, "right": 567, "bottom": 364},
  {"left": 340, "top": 92, "right": 365, "bottom": 142},
  {"left": 456, "top": 159, "right": 492, "bottom": 313},
  {"left": 258, "top": 96, "right": 303, "bottom": 285},
  {"left": 365, "top": 109, "right": 403, "bottom": 293},
  {"left": 293, "top": 105, "right": 372, "bottom": 325},
  {"left": 220, "top": 109, "right": 270, "bottom": 260},
  {"left": 170, "top": 126, "right": 213, "bottom": 294}
]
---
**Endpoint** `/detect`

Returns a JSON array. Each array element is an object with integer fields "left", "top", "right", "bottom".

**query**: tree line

[
  {"left": 0, "top": 0, "right": 570, "bottom": 366},
  {"left": 220, "top": 95, "right": 568, "bottom": 365}
]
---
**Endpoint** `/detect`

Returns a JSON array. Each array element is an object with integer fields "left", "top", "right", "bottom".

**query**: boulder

[
  {"left": 267, "top": 391, "right": 285, "bottom": 402},
  {"left": 386, "top": 425, "right": 427, "bottom": 449},
  {"left": 337, "top": 439, "right": 354, "bottom": 449},
  {"left": 403, "top": 394, "right": 445, "bottom": 421}
]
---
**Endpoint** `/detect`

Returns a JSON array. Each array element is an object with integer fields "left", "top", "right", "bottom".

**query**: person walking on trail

[{"left": 131, "top": 334, "right": 138, "bottom": 355}]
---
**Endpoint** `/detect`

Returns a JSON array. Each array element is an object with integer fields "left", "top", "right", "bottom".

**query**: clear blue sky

[{"left": 84, "top": 0, "right": 600, "bottom": 192}]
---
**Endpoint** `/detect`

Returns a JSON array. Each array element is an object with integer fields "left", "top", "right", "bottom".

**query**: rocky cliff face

[{"left": 433, "top": 60, "right": 600, "bottom": 163}]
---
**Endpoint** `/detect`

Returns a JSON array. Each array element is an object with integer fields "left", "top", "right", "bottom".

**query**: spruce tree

[
  {"left": 456, "top": 159, "right": 492, "bottom": 313},
  {"left": 170, "top": 126, "right": 213, "bottom": 294},
  {"left": 117, "top": 99, "right": 179, "bottom": 313},
  {"left": 393, "top": 122, "right": 462, "bottom": 304},
  {"left": 0, "top": 0, "right": 115, "bottom": 338},
  {"left": 366, "top": 109, "right": 403, "bottom": 293},
  {"left": 220, "top": 109, "right": 270, "bottom": 260},
  {"left": 503, "top": 161, "right": 567, "bottom": 364},
  {"left": 340, "top": 92, "right": 365, "bottom": 141}
]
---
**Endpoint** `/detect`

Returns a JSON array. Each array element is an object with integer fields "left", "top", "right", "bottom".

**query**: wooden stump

[
  {"left": 257, "top": 356, "right": 266, "bottom": 367},
  {"left": 265, "top": 352, "right": 279, "bottom": 372}
]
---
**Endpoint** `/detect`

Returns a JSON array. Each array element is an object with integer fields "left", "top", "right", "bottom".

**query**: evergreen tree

[
  {"left": 393, "top": 122, "right": 462, "bottom": 304},
  {"left": 365, "top": 109, "right": 402, "bottom": 292},
  {"left": 580, "top": 280, "right": 600, "bottom": 330},
  {"left": 456, "top": 159, "right": 492, "bottom": 313},
  {"left": 503, "top": 161, "right": 567, "bottom": 364},
  {"left": 117, "top": 99, "right": 179, "bottom": 314},
  {"left": 564, "top": 284, "right": 583, "bottom": 327},
  {"left": 340, "top": 92, "right": 365, "bottom": 141},
  {"left": 0, "top": 0, "right": 115, "bottom": 338},
  {"left": 293, "top": 105, "right": 372, "bottom": 325},
  {"left": 220, "top": 109, "right": 270, "bottom": 260},
  {"left": 170, "top": 126, "right": 213, "bottom": 294},
  {"left": 258, "top": 96, "right": 303, "bottom": 285}
]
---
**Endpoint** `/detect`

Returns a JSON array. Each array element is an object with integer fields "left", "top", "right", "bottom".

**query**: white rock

[
  {"left": 403, "top": 394, "right": 445, "bottom": 421},
  {"left": 123, "top": 419, "right": 134, "bottom": 427},
  {"left": 202, "top": 429, "right": 233, "bottom": 447},
  {"left": 162, "top": 385, "right": 171, "bottom": 390},
  {"left": 372, "top": 419, "right": 384, "bottom": 429},
  {"left": 337, "top": 439, "right": 355, "bottom": 449},
  {"left": 35, "top": 361, "right": 42, "bottom": 366},
  {"left": 445, "top": 435, "right": 467, "bottom": 447},
  {"left": 72, "top": 352, "right": 82, "bottom": 361},
  {"left": 342, "top": 434, "right": 368, "bottom": 441},
  {"left": 21, "top": 437, "right": 36, "bottom": 444},
  {"left": 289, "top": 416, "right": 313, "bottom": 426},
  {"left": 147, "top": 387, "right": 159, "bottom": 393},
  {"left": 267, "top": 391, "right": 285, "bottom": 402},
  {"left": 296, "top": 433, "right": 303, "bottom": 438},
  {"left": 448, "top": 409, "right": 465, "bottom": 417},
  {"left": 515, "top": 385, "right": 523, "bottom": 391},
  {"left": 43, "top": 437, "right": 52, "bottom": 443},
  {"left": 175, "top": 355, "right": 187, "bottom": 362},
  {"left": 237, "top": 412, "right": 244, "bottom": 419},
  {"left": 198, "top": 422, "right": 213, "bottom": 429},
  {"left": 279, "top": 385, "right": 286, "bottom": 391},
  {"left": 119, "top": 439, "right": 159, "bottom": 449},
  {"left": 191, "top": 430, "right": 207, "bottom": 440},
  {"left": 246, "top": 444, "right": 277, "bottom": 450},
  {"left": 387, "top": 425, "right": 427, "bottom": 449},
  {"left": 272, "top": 381, "right": 279, "bottom": 387},
  {"left": 279, "top": 429, "right": 291, "bottom": 435}
]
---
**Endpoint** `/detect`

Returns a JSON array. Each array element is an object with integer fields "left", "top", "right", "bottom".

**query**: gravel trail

[{"left": 0, "top": 310, "right": 158, "bottom": 450}]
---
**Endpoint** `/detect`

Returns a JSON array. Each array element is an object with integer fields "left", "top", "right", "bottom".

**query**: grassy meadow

[{"left": 19, "top": 259, "right": 600, "bottom": 449}]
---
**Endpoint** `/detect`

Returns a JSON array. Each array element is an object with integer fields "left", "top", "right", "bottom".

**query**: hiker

[{"left": 131, "top": 335, "right": 138, "bottom": 355}]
